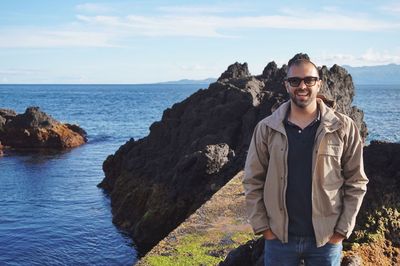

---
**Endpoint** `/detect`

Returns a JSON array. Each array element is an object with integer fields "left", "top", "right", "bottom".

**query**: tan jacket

[{"left": 243, "top": 99, "right": 368, "bottom": 247}]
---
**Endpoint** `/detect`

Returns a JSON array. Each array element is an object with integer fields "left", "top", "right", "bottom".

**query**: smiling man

[{"left": 242, "top": 53, "right": 368, "bottom": 265}]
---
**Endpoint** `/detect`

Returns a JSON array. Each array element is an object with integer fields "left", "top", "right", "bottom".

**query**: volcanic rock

[
  {"left": 99, "top": 60, "right": 367, "bottom": 254},
  {"left": 341, "top": 255, "right": 363, "bottom": 266},
  {"left": 0, "top": 108, "right": 16, "bottom": 134},
  {"left": 219, "top": 237, "right": 264, "bottom": 266},
  {"left": 0, "top": 108, "right": 17, "bottom": 119},
  {"left": 218, "top": 62, "right": 251, "bottom": 81},
  {"left": 0, "top": 107, "right": 87, "bottom": 150}
]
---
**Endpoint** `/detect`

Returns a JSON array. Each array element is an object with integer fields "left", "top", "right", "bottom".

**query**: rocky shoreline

[
  {"left": 136, "top": 141, "right": 399, "bottom": 265},
  {"left": 0, "top": 107, "right": 87, "bottom": 153},
  {"left": 98, "top": 59, "right": 371, "bottom": 258}
]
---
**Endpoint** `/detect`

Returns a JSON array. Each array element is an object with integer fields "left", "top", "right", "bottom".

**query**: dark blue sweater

[{"left": 284, "top": 114, "right": 320, "bottom": 237}]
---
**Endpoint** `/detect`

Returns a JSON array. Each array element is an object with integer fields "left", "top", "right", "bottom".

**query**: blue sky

[{"left": 0, "top": 0, "right": 399, "bottom": 84}]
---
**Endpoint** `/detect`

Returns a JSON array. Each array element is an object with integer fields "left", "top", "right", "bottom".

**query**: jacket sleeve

[
  {"left": 242, "top": 121, "right": 270, "bottom": 234},
  {"left": 335, "top": 118, "right": 369, "bottom": 238}
]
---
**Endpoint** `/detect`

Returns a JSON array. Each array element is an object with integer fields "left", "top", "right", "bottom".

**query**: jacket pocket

[
  {"left": 318, "top": 145, "right": 343, "bottom": 188},
  {"left": 319, "top": 144, "right": 342, "bottom": 157},
  {"left": 317, "top": 144, "right": 344, "bottom": 216}
]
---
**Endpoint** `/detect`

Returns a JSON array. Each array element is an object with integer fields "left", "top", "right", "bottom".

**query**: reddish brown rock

[{"left": 0, "top": 107, "right": 87, "bottom": 150}]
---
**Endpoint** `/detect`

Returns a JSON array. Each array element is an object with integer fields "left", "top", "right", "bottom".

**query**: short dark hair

[{"left": 287, "top": 53, "right": 319, "bottom": 77}]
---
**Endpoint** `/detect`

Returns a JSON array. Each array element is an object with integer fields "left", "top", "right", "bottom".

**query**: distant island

[
  {"left": 343, "top": 64, "right": 400, "bottom": 84},
  {"left": 158, "top": 64, "right": 400, "bottom": 85},
  {"left": 156, "top": 78, "right": 217, "bottom": 85}
]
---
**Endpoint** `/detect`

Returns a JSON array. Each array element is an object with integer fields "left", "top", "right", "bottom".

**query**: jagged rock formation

[
  {"left": 99, "top": 60, "right": 367, "bottom": 254},
  {"left": 218, "top": 62, "right": 251, "bottom": 81},
  {"left": 220, "top": 141, "right": 400, "bottom": 266},
  {"left": 0, "top": 107, "right": 87, "bottom": 150}
]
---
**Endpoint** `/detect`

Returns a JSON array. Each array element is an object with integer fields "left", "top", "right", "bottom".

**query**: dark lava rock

[
  {"left": 98, "top": 60, "right": 367, "bottom": 254},
  {"left": 218, "top": 141, "right": 400, "bottom": 265},
  {"left": 0, "top": 108, "right": 17, "bottom": 119},
  {"left": 351, "top": 141, "right": 400, "bottom": 246},
  {"left": 341, "top": 255, "right": 363, "bottom": 266},
  {"left": 0, "top": 108, "right": 16, "bottom": 134},
  {"left": 219, "top": 237, "right": 264, "bottom": 266},
  {"left": 218, "top": 62, "right": 251, "bottom": 81},
  {"left": 0, "top": 107, "right": 87, "bottom": 150}
]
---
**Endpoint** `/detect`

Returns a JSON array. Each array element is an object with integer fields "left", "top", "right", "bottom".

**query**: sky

[{"left": 0, "top": 0, "right": 399, "bottom": 84}]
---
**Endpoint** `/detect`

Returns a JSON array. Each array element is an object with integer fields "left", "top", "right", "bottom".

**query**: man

[{"left": 242, "top": 53, "right": 368, "bottom": 265}]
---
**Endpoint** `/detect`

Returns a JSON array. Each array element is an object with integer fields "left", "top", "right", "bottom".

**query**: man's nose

[{"left": 299, "top": 80, "right": 307, "bottom": 89}]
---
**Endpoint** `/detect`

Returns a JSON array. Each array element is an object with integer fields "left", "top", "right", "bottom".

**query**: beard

[{"left": 289, "top": 88, "right": 314, "bottom": 108}]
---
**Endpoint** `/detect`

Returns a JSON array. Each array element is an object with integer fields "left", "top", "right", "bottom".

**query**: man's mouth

[{"left": 295, "top": 90, "right": 310, "bottom": 97}]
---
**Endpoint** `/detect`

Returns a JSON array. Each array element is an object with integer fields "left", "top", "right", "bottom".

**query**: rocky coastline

[
  {"left": 98, "top": 59, "right": 371, "bottom": 258},
  {"left": 136, "top": 141, "right": 399, "bottom": 265},
  {"left": 0, "top": 107, "right": 87, "bottom": 153}
]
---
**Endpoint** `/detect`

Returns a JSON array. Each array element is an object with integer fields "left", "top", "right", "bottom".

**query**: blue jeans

[{"left": 264, "top": 236, "right": 342, "bottom": 266}]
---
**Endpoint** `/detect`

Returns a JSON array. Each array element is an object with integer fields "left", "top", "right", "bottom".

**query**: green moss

[
  {"left": 142, "top": 210, "right": 153, "bottom": 221},
  {"left": 143, "top": 231, "right": 254, "bottom": 266},
  {"left": 364, "top": 232, "right": 384, "bottom": 242},
  {"left": 350, "top": 206, "right": 400, "bottom": 246},
  {"left": 144, "top": 233, "right": 222, "bottom": 265},
  {"left": 231, "top": 231, "right": 255, "bottom": 244}
]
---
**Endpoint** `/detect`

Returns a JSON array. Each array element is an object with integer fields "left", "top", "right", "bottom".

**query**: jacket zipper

[
  {"left": 311, "top": 126, "right": 329, "bottom": 243},
  {"left": 282, "top": 133, "right": 289, "bottom": 243}
]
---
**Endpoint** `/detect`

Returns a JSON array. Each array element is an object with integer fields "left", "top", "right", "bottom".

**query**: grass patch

[{"left": 143, "top": 231, "right": 254, "bottom": 266}]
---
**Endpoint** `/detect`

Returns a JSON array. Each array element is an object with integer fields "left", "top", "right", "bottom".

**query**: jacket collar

[{"left": 265, "top": 98, "right": 343, "bottom": 134}]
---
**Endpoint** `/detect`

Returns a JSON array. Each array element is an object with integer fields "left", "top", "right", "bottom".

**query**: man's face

[{"left": 285, "top": 62, "right": 321, "bottom": 109}]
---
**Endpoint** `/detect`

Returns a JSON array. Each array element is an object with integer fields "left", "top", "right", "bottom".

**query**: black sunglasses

[{"left": 286, "top": 76, "right": 319, "bottom": 87}]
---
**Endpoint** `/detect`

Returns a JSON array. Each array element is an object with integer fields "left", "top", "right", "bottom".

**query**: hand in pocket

[{"left": 263, "top": 229, "right": 277, "bottom": 240}]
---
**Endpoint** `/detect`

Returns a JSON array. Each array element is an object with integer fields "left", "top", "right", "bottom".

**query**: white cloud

[
  {"left": 0, "top": 28, "right": 117, "bottom": 48},
  {"left": 158, "top": 5, "right": 249, "bottom": 14},
  {"left": 380, "top": 3, "right": 400, "bottom": 14},
  {"left": 0, "top": 68, "right": 42, "bottom": 76},
  {"left": 0, "top": 68, "right": 46, "bottom": 83},
  {"left": 73, "top": 11, "right": 400, "bottom": 40},
  {"left": 321, "top": 6, "right": 340, "bottom": 13},
  {"left": 1, "top": 6, "right": 399, "bottom": 48},
  {"left": 179, "top": 64, "right": 211, "bottom": 71},
  {"left": 76, "top": 14, "right": 228, "bottom": 37},
  {"left": 76, "top": 3, "right": 113, "bottom": 13},
  {"left": 0, "top": 68, "right": 93, "bottom": 84},
  {"left": 320, "top": 53, "right": 356, "bottom": 62},
  {"left": 359, "top": 48, "right": 400, "bottom": 64},
  {"left": 319, "top": 49, "right": 400, "bottom": 66},
  {"left": 77, "top": 8, "right": 400, "bottom": 37},
  {"left": 76, "top": 14, "right": 120, "bottom": 25}
]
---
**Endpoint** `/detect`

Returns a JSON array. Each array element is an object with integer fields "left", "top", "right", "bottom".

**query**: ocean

[{"left": 0, "top": 84, "right": 399, "bottom": 265}]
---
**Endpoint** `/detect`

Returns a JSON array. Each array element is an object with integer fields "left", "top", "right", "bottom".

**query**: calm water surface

[
  {"left": 353, "top": 84, "right": 400, "bottom": 143},
  {"left": 0, "top": 84, "right": 203, "bottom": 265}
]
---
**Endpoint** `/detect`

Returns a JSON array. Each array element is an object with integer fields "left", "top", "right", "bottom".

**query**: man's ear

[
  {"left": 284, "top": 81, "right": 289, "bottom": 93},
  {"left": 317, "top": 80, "right": 322, "bottom": 92}
]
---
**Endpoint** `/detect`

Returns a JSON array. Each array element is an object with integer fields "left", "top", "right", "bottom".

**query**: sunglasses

[{"left": 286, "top": 76, "right": 319, "bottom": 87}]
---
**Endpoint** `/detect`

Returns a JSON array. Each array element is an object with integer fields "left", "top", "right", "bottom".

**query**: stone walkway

[{"left": 137, "top": 171, "right": 254, "bottom": 266}]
